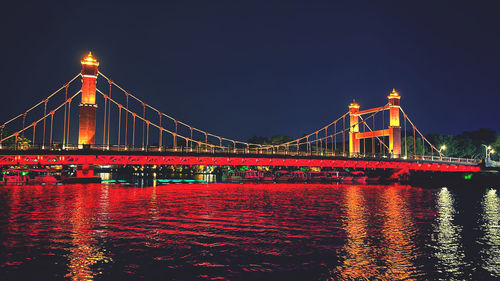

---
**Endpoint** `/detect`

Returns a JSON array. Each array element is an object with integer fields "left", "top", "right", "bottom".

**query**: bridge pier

[{"left": 76, "top": 164, "right": 94, "bottom": 178}]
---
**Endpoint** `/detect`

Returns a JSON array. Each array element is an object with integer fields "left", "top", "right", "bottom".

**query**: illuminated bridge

[{"left": 0, "top": 53, "right": 481, "bottom": 177}]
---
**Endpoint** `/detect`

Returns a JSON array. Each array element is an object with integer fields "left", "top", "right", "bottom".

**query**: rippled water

[{"left": 1, "top": 183, "right": 499, "bottom": 280}]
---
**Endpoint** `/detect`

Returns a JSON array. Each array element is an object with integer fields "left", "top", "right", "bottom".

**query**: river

[{"left": 1, "top": 182, "right": 499, "bottom": 280}]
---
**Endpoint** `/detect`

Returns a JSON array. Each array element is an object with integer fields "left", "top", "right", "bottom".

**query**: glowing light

[
  {"left": 81, "top": 52, "right": 99, "bottom": 66},
  {"left": 387, "top": 88, "right": 401, "bottom": 99},
  {"left": 348, "top": 100, "right": 360, "bottom": 109}
]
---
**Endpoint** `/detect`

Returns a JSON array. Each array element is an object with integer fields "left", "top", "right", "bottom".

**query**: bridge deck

[{"left": 0, "top": 149, "right": 481, "bottom": 172}]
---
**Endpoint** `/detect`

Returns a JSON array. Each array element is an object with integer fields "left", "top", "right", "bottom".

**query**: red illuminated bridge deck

[{"left": 0, "top": 149, "right": 481, "bottom": 172}]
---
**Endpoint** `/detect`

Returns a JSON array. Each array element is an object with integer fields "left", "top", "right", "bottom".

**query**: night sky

[{"left": 1, "top": 0, "right": 499, "bottom": 142}]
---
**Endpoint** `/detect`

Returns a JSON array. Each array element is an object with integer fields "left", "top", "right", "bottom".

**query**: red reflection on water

[{"left": 1, "top": 183, "right": 435, "bottom": 280}]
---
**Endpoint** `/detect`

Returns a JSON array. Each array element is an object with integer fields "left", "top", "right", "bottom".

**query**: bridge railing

[{"left": 1, "top": 143, "right": 481, "bottom": 165}]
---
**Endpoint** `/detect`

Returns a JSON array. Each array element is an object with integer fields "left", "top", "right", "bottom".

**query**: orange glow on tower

[
  {"left": 347, "top": 89, "right": 402, "bottom": 158},
  {"left": 388, "top": 89, "right": 401, "bottom": 157},
  {"left": 349, "top": 100, "right": 360, "bottom": 157},
  {"left": 78, "top": 52, "right": 99, "bottom": 146}
]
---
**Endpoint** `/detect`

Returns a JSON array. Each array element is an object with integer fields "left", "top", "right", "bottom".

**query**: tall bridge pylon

[
  {"left": 349, "top": 89, "right": 401, "bottom": 158},
  {"left": 78, "top": 52, "right": 99, "bottom": 146}
]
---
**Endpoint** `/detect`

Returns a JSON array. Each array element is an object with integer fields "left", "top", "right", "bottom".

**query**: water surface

[{"left": 0, "top": 183, "right": 499, "bottom": 280}]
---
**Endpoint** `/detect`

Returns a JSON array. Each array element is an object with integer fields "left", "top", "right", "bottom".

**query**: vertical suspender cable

[
  {"left": 49, "top": 112, "right": 54, "bottom": 147},
  {"left": 372, "top": 116, "right": 375, "bottom": 155},
  {"left": 190, "top": 127, "right": 193, "bottom": 150},
  {"left": 159, "top": 128, "right": 163, "bottom": 150},
  {"left": 142, "top": 103, "right": 145, "bottom": 150},
  {"left": 117, "top": 106, "right": 122, "bottom": 147},
  {"left": 382, "top": 108, "right": 385, "bottom": 155},
  {"left": 404, "top": 113, "right": 407, "bottom": 158},
  {"left": 361, "top": 120, "right": 365, "bottom": 156},
  {"left": 331, "top": 135, "right": 334, "bottom": 156},
  {"left": 146, "top": 121, "right": 150, "bottom": 149},
  {"left": 63, "top": 85, "right": 68, "bottom": 147},
  {"left": 22, "top": 113, "right": 26, "bottom": 137},
  {"left": 0, "top": 125, "right": 4, "bottom": 148},
  {"left": 422, "top": 135, "right": 425, "bottom": 157},
  {"left": 158, "top": 113, "right": 162, "bottom": 149},
  {"left": 174, "top": 120, "right": 178, "bottom": 150},
  {"left": 342, "top": 115, "right": 345, "bottom": 156},
  {"left": 334, "top": 122, "right": 337, "bottom": 155},
  {"left": 205, "top": 133, "right": 208, "bottom": 151},
  {"left": 107, "top": 81, "right": 112, "bottom": 148},
  {"left": 325, "top": 127, "right": 328, "bottom": 154},
  {"left": 173, "top": 133, "right": 177, "bottom": 150},
  {"left": 32, "top": 123, "right": 36, "bottom": 147},
  {"left": 306, "top": 136, "right": 310, "bottom": 155},
  {"left": 66, "top": 98, "right": 72, "bottom": 146},
  {"left": 102, "top": 95, "right": 107, "bottom": 147},
  {"left": 124, "top": 94, "right": 129, "bottom": 147},
  {"left": 42, "top": 100, "right": 47, "bottom": 149},
  {"left": 315, "top": 132, "right": 318, "bottom": 154},
  {"left": 132, "top": 114, "right": 136, "bottom": 148},
  {"left": 413, "top": 126, "right": 416, "bottom": 157}
]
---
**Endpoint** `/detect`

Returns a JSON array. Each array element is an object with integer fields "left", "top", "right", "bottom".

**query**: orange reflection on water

[
  {"left": 380, "top": 185, "right": 418, "bottom": 280},
  {"left": 334, "top": 185, "right": 378, "bottom": 279},
  {"left": 333, "top": 184, "right": 420, "bottom": 280}
]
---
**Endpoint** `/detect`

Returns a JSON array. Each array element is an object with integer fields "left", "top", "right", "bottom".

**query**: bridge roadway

[{"left": 0, "top": 148, "right": 481, "bottom": 172}]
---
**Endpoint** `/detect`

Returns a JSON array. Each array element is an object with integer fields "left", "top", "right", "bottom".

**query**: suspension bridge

[{"left": 0, "top": 53, "right": 481, "bottom": 179}]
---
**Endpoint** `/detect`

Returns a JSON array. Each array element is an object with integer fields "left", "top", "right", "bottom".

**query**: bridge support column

[
  {"left": 76, "top": 164, "right": 94, "bottom": 177},
  {"left": 388, "top": 89, "right": 401, "bottom": 158},
  {"left": 78, "top": 52, "right": 99, "bottom": 147},
  {"left": 348, "top": 100, "right": 360, "bottom": 157}
]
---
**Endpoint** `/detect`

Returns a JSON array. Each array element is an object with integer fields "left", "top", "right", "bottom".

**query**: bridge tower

[
  {"left": 348, "top": 100, "right": 360, "bottom": 156},
  {"left": 387, "top": 89, "right": 401, "bottom": 157},
  {"left": 348, "top": 89, "right": 402, "bottom": 158},
  {"left": 78, "top": 52, "right": 99, "bottom": 147}
]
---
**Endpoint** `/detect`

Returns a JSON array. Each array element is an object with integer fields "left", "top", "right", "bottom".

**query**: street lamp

[
  {"left": 438, "top": 144, "right": 446, "bottom": 157},
  {"left": 482, "top": 144, "right": 495, "bottom": 160}
]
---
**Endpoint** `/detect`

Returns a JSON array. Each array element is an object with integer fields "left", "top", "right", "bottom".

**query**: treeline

[{"left": 426, "top": 128, "right": 499, "bottom": 159}]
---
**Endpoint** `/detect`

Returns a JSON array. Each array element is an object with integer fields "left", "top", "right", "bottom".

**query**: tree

[
  {"left": 247, "top": 136, "right": 270, "bottom": 145},
  {"left": 0, "top": 127, "right": 31, "bottom": 149},
  {"left": 269, "top": 135, "right": 293, "bottom": 145}
]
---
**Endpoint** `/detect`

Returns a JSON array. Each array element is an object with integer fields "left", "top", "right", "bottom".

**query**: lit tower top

[
  {"left": 387, "top": 88, "right": 400, "bottom": 106},
  {"left": 81, "top": 52, "right": 99, "bottom": 67},
  {"left": 348, "top": 99, "right": 360, "bottom": 110}
]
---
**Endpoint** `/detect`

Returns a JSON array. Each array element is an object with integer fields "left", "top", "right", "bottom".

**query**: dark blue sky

[{"left": 1, "top": 0, "right": 499, "bottom": 142}]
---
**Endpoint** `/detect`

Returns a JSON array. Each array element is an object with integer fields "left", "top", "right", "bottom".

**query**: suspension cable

[
  {"left": 400, "top": 107, "right": 442, "bottom": 156},
  {"left": 0, "top": 90, "right": 82, "bottom": 144},
  {"left": 0, "top": 74, "right": 80, "bottom": 128}
]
